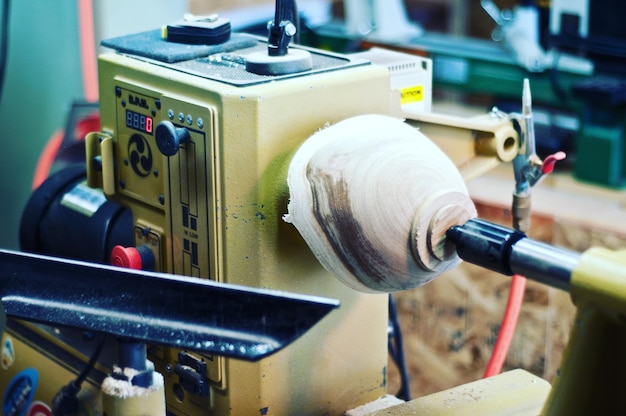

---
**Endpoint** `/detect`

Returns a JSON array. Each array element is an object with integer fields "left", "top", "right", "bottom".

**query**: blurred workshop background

[{"left": 0, "top": 0, "right": 532, "bottom": 251}]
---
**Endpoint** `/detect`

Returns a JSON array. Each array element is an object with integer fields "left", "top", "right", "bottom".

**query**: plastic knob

[
  {"left": 541, "top": 151, "right": 566, "bottom": 175},
  {"left": 156, "top": 121, "right": 190, "bottom": 156}
]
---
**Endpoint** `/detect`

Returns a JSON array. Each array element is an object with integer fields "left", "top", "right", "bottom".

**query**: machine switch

[
  {"left": 175, "top": 351, "right": 209, "bottom": 397},
  {"left": 111, "top": 245, "right": 154, "bottom": 270}
]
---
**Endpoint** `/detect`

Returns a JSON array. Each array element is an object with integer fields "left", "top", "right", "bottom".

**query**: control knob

[{"left": 156, "top": 121, "right": 190, "bottom": 156}]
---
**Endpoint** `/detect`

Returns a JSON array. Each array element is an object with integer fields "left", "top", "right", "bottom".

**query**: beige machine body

[
  {"left": 86, "top": 38, "right": 394, "bottom": 415},
  {"left": 0, "top": 30, "right": 516, "bottom": 415}
]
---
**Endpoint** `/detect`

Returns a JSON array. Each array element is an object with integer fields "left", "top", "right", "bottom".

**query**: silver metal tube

[
  {"left": 509, "top": 238, "right": 580, "bottom": 292},
  {"left": 448, "top": 218, "right": 581, "bottom": 292}
]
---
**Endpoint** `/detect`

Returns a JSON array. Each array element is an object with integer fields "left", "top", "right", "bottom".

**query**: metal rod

[
  {"left": 117, "top": 339, "right": 152, "bottom": 388},
  {"left": 0, "top": 249, "right": 339, "bottom": 361},
  {"left": 447, "top": 218, "right": 580, "bottom": 292},
  {"left": 509, "top": 238, "right": 578, "bottom": 292}
]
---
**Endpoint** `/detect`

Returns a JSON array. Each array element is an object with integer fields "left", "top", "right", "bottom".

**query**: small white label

[{"left": 60, "top": 182, "right": 107, "bottom": 217}]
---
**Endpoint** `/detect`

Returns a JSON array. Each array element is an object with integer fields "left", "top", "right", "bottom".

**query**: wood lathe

[{"left": 7, "top": 1, "right": 625, "bottom": 415}]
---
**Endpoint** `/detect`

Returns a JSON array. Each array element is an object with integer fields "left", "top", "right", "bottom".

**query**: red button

[{"left": 111, "top": 245, "right": 142, "bottom": 270}]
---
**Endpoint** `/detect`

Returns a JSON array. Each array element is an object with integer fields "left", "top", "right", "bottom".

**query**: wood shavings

[{"left": 101, "top": 368, "right": 164, "bottom": 398}]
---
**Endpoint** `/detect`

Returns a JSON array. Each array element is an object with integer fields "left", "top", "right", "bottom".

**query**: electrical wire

[
  {"left": 52, "top": 333, "right": 106, "bottom": 415},
  {"left": 388, "top": 294, "right": 411, "bottom": 401},
  {"left": 0, "top": 0, "right": 10, "bottom": 105},
  {"left": 77, "top": 0, "right": 98, "bottom": 102},
  {"left": 483, "top": 273, "right": 526, "bottom": 378},
  {"left": 32, "top": 130, "right": 64, "bottom": 190}
]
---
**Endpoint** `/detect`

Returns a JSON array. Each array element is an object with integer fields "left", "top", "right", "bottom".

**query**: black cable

[
  {"left": 52, "top": 333, "right": 106, "bottom": 415},
  {"left": 0, "top": 0, "right": 10, "bottom": 105},
  {"left": 388, "top": 294, "right": 411, "bottom": 401}
]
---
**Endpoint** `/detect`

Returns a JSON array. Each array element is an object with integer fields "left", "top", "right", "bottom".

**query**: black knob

[{"left": 156, "top": 121, "right": 190, "bottom": 156}]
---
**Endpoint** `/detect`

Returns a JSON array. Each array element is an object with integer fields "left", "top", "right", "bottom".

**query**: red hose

[
  {"left": 32, "top": 130, "right": 64, "bottom": 190},
  {"left": 77, "top": 0, "right": 98, "bottom": 102},
  {"left": 33, "top": 1, "right": 98, "bottom": 188},
  {"left": 483, "top": 273, "right": 526, "bottom": 378}
]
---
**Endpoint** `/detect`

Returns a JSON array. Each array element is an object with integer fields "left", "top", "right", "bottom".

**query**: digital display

[{"left": 126, "top": 109, "right": 153, "bottom": 134}]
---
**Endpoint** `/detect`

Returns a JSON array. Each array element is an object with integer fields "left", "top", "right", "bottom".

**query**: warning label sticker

[{"left": 401, "top": 85, "right": 423, "bottom": 104}]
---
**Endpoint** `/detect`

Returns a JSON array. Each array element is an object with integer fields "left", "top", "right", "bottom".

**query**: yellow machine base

[{"left": 351, "top": 370, "right": 550, "bottom": 416}]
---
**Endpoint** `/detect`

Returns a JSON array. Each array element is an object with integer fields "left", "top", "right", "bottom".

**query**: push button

[{"left": 111, "top": 245, "right": 154, "bottom": 270}]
